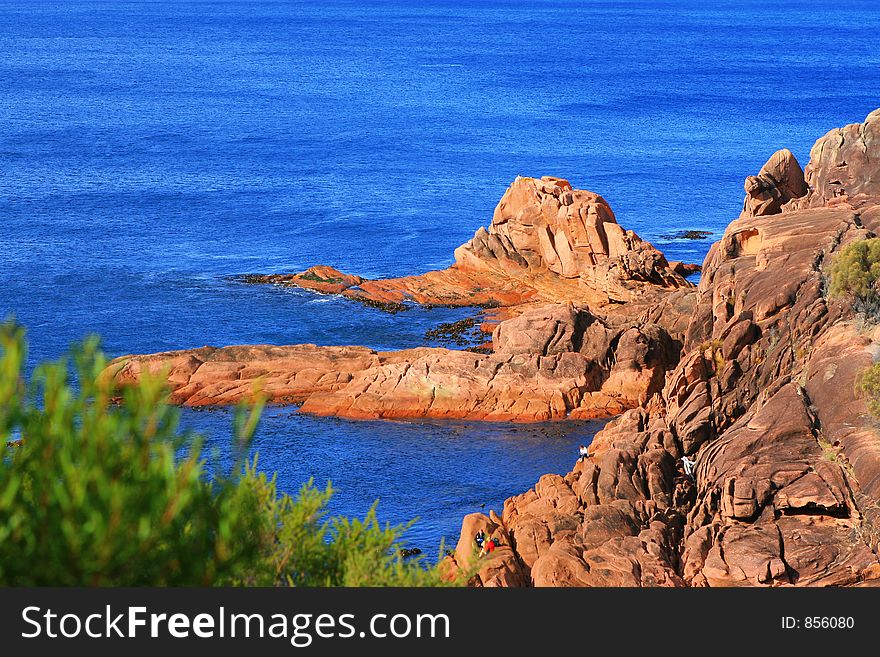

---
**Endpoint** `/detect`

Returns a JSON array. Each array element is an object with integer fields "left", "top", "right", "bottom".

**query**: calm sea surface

[{"left": 1, "top": 0, "right": 879, "bottom": 549}]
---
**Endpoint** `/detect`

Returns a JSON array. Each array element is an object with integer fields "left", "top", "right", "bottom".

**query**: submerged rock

[
  {"left": 660, "top": 230, "right": 713, "bottom": 240},
  {"left": 424, "top": 317, "right": 483, "bottom": 349}
]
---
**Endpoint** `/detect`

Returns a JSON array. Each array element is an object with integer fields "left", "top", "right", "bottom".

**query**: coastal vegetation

[
  {"left": 0, "top": 323, "right": 456, "bottom": 586},
  {"left": 856, "top": 362, "right": 880, "bottom": 419},
  {"left": 828, "top": 237, "right": 880, "bottom": 320}
]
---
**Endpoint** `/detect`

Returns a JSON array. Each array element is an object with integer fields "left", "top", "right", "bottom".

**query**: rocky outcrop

[
  {"left": 450, "top": 110, "right": 880, "bottom": 587},
  {"left": 452, "top": 176, "right": 687, "bottom": 303},
  {"left": 248, "top": 265, "right": 535, "bottom": 311},
  {"left": 742, "top": 149, "right": 808, "bottom": 217},
  {"left": 247, "top": 176, "right": 690, "bottom": 314},
  {"left": 444, "top": 408, "right": 690, "bottom": 586},
  {"left": 795, "top": 108, "right": 880, "bottom": 209},
  {"left": 252, "top": 265, "right": 364, "bottom": 295},
  {"left": 452, "top": 513, "right": 527, "bottom": 587},
  {"left": 107, "top": 177, "right": 694, "bottom": 421},
  {"left": 107, "top": 303, "right": 678, "bottom": 421}
]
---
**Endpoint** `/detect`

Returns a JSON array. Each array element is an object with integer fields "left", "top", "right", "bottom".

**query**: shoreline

[
  {"left": 105, "top": 109, "right": 880, "bottom": 587},
  {"left": 444, "top": 110, "right": 880, "bottom": 587}
]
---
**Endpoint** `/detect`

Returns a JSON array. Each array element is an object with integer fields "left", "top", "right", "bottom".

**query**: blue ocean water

[{"left": 1, "top": 0, "right": 879, "bottom": 549}]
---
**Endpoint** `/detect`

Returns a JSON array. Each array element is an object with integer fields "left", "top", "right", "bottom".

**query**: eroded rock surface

[
  {"left": 247, "top": 176, "right": 690, "bottom": 312},
  {"left": 108, "top": 303, "right": 678, "bottom": 421},
  {"left": 448, "top": 110, "right": 880, "bottom": 587},
  {"left": 795, "top": 108, "right": 880, "bottom": 209},
  {"left": 742, "top": 148, "right": 808, "bottom": 217}
]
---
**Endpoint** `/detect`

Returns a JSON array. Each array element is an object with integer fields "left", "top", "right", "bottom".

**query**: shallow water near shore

[{"left": 2, "top": 0, "right": 880, "bottom": 549}]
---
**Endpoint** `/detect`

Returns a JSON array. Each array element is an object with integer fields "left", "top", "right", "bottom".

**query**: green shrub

[
  {"left": 856, "top": 362, "right": 880, "bottom": 419},
  {"left": 828, "top": 238, "right": 880, "bottom": 318},
  {"left": 0, "top": 323, "right": 460, "bottom": 586}
]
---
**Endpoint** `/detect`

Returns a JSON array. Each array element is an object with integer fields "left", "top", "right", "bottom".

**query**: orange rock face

[
  {"left": 795, "top": 108, "right": 880, "bottom": 209},
  {"left": 249, "top": 175, "right": 691, "bottom": 312},
  {"left": 741, "top": 148, "right": 808, "bottom": 217},
  {"left": 454, "top": 110, "right": 880, "bottom": 588},
  {"left": 108, "top": 304, "right": 678, "bottom": 422},
  {"left": 453, "top": 176, "right": 688, "bottom": 303}
]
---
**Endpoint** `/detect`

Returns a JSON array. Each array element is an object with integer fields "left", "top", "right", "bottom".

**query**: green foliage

[
  {"left": 828, "top": 238, "right": 880, "bottom": 318},
  {"left": 299, "top": 271, "right": 342, "bottom": 284},
  {"left": 0, "top": 323, "right": 459, "bottom": 586},
  {"left": 856, "top": 362, "right": 880, "bottom": 419}
]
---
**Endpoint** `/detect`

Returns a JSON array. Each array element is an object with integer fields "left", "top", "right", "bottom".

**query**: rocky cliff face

[
  {"left": 107, "top": 110, "right": 880, "bottom": 586},
  {"left": 796, "top": 108, "right": 880, "bottom": 209},
  {"left": 448, "top": 110, "right": 880, "bottom": 587}
]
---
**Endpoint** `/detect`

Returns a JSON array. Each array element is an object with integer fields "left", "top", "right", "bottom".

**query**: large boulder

[
  {"left": 741, "top": 148, "right": 808, "bottom": 217},
  {"left": 455, "top": 176, "right": 688, "bottom": 302},
  {"left": 492, "top": 303, "right": 594, "bottom": 356}
]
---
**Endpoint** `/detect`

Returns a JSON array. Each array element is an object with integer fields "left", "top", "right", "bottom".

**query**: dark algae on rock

[{"left": 660, "top": 230, "right": 713, "bottom": 240}]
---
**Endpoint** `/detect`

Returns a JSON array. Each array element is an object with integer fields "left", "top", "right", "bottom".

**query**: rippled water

[{"left": 2, "top": 0, "right": 879, "bottom": 549}]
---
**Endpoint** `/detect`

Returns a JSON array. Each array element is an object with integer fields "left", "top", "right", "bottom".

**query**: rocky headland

[
  {"left": 107, "top": 110, "right": 880, "bottom": 586},
  {"left": 107, "top": 175, "right": 696, "bottom": 421},
  {"left": 446, "top": 109, "right": 880, "bottom": 587}
]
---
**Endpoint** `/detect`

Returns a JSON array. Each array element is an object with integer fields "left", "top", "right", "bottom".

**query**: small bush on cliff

[
  {"left": 856, "top": 362, "right": 880, "bottom": 419},
  {"left": 0, "top": 323, "right": 457, "bottom": 586},
  {"left": 828, "top": 238, "right": 880, "bottom": 319}
]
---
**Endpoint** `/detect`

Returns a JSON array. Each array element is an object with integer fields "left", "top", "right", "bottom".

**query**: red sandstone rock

[
  {"left": 108, "top": 331, "right": 677, "bottom": 423},
  {"left": 107, "top": 298, "right": 683, "bottom": 422},
  {"left": 104, "top": 344, "right": 381, "bottom": 406},
  {"left": 453, "top": 176, "right": 688, "bottom": 303},
  {"left": 448, "top": 110, "right": 880, "bottom": 587},
  {"left": 249, "top": 176, "right": 691, "bottom": 313},
  {"left": 794, "top": 108, "right": 880, "bottom": 209},
  {"left": 491, "top": 303, "right": 588, "bottom": 356},
  {"left": 741, "top": 149, "right": 808, "bottom": 217},
  {"left": 446, "top": 512, "right": 527, "bottom": 587}
]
